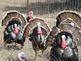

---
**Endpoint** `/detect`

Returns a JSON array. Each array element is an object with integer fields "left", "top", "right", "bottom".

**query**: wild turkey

[{"left": 50, "top": 31, "right": 79, "bottom": 61}]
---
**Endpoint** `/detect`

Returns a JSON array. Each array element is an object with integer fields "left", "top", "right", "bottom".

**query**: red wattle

[{"left": 61, "top": 40, "right": 67, "bottom": 49}]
